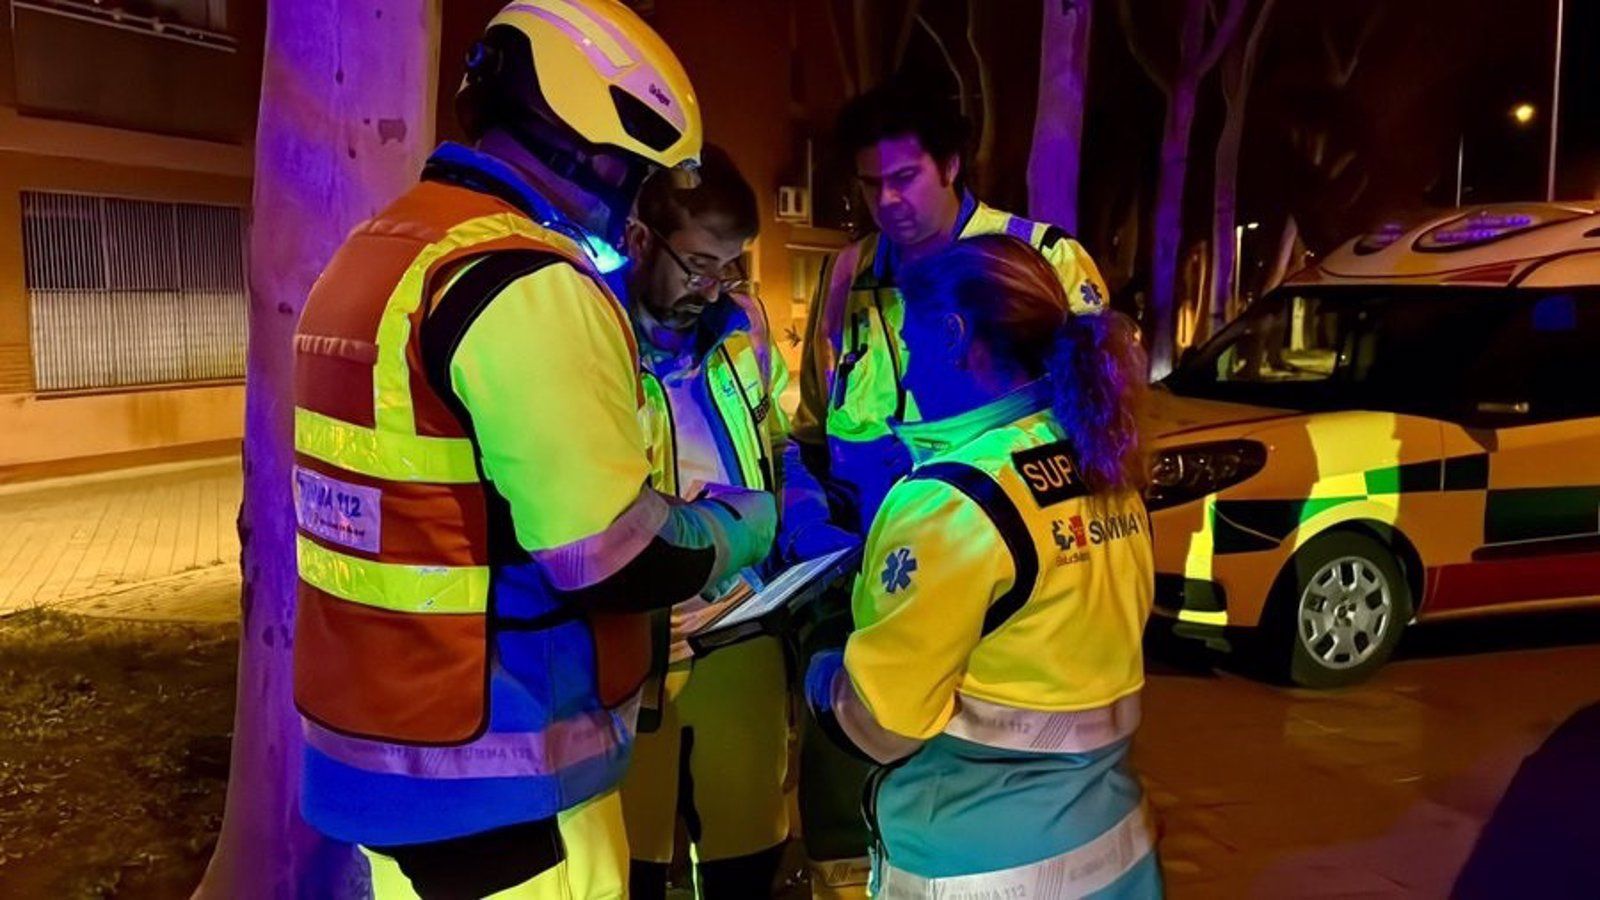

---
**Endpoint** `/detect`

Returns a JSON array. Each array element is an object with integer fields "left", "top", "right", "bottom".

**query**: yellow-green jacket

[
  {"left": 785, "top": 196, "right": 1110, "bottom": 538},
  {"left": 819, "top": 381, "right": 1153, "bottom": 763}
]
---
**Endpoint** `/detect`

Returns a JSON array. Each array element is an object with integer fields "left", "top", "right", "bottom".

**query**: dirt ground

[{"left": 0, "top": 610, "right": 237, "bottom": 899}]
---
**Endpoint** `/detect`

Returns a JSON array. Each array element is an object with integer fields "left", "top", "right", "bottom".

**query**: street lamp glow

[{"left": 1512, "top": 102, "right": 1537, "bottom": 125}]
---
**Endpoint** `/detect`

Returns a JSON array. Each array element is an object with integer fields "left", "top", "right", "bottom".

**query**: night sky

[{"left": 1072, "top": 0, "right": 1596, "bottom": 290}]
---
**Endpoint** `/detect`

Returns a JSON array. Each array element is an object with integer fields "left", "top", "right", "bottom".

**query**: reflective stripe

[
  {"left": 298, "top": 535, "right": 489, "bottom": 614},
  {"left": 876, "top": 803, "right": 1153, "bottom": 899},
  {"left": 1179, "top": 609, "right": 1228, "bottom": 627},
  {"left": 944, "top": 692, "right": 1142, "bottom": 754},
  {"left": 1004, "top": 213, "right": 1035, "bottom": 241},
  {"left": 811, "top": 856, "right": 873, "bottom": 890},
  {"left": 294, "top": 407, "right": 481, "bottom": 485},
  {"left": 531, "top": 487, "right": 671, "bottom": 590},
  {"left": 303, "top": 695, "right": 638, "bottom": 779}
]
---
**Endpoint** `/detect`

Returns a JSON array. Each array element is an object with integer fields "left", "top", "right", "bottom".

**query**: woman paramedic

[{"left": 803, "top": 234, "right": 1162, "bottom": 898}]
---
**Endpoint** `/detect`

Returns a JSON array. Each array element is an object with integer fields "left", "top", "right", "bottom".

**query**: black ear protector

[{"left": 464, "top": 40, "right": 500, "bottom": 79}]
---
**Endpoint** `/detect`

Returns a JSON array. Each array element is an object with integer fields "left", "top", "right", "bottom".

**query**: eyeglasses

[{"left": 644, "top": 222, "right": 750, "bottom": 294}]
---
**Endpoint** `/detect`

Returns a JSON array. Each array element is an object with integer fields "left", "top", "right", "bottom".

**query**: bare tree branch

[
  {"left": 823, "top": 0, "right": 858, "bottom": 97},
  {"left": 967, "top": 0, "right": 997, "bottom": 191},
  {"left": 853, "top": 0, "right": 878, "bottom": 90},
  {"left": 1116, "top": 0, "right": 1172, "bottom": 95},
  {"left": 916, "top": 14, "right": 968, "bottom": 114},
  {"left": 1194, "top": 0, "right": 1250, "bottom": 78},
  {"left": 1223, "top": 0, "right": 1276, "bottom": 102},
  {"left": 1320, "top": 7, "right": 1383, "bottom": 88},
  {"left": 891, "top": 0, "right": 926, "bottom": 71},
  {"left": 1347, "top": 171, "right": 1371, "bottom": 205},
  {"left": 1329, "top": 149, "right": 1357, "bottom": 179}
]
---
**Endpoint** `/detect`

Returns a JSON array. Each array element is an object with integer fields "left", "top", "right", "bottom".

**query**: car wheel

[{"left": 1264, "top": 531, "right": 1412, "bottom": 688}]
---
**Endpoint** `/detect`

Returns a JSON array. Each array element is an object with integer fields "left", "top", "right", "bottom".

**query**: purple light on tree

[
  {"left": 194, "top": 2, "right": 438, "bottom": 897},
  {"left": 1028, "top": 0, "right": 1094, "bottom": 232}
]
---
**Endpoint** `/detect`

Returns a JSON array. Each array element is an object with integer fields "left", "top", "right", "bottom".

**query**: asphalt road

[{"left": 1138, "top": 610, "right": 1600, "bottom": 898}]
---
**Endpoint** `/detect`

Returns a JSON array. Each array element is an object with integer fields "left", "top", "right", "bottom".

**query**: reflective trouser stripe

[
  {"left": 297, "top": 535, "right": 489, "bottom": 614},
  {"left": 810, "top": 855, "right": 873, "bottom": 893},
  {"left": 943, "top": 692, "right": 1142, "bottom": 754},
  {"left": 875, "top": 803, "right": 1154, "bottom": 900}
]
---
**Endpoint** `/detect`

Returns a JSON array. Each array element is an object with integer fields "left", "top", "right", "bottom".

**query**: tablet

[{"left": 688, "top": 546, "right": 861, "bottom": 654}]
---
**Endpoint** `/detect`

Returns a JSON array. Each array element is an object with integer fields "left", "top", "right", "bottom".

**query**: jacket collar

[
  {"left": 868, "top": 190, "right": 981, "bottom": 285},
  {"left": 422, "top": 142, "right": 628, "bottom": 276},
  {"left": 892, "top": 379, "right": 1053, "bottom": 465},
  {"left": 636, "top": 294, "right": 753, "bottom": 372}
]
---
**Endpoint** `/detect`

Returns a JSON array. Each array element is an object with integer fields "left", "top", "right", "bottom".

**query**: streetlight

[
  {"left": 1548, "top": 0, "right": 1565, "bottom": 200},
  {"left": 1455, "top": 102, "right": 1538, "bottom": 208},
  {"left": 1233, "top": 221, "right": 1259, "bottom": 308}
]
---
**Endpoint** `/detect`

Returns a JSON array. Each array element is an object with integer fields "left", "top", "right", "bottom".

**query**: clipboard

[{"left": 688, "top": 546, "right": 861, "bottom": 655}]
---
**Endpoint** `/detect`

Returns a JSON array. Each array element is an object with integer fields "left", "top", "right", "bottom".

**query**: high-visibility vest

[
  {"left": 638, "top": 326, "right": 779, "bottom": 497},
  {"left": 291, "top": 179, "right": 650, "bottom": 759},
  {"left": 806, "top": 202, "right": 1110, "bottom": 529}
]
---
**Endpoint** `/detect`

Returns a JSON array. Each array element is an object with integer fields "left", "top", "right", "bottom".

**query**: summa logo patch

[
  {"left": 1052, "top": 511, "right": 1146, "bottom": 563},
  {"left": 1012, "top": 441, "right": 1088, "bottom": 507},
  {"left": 648, "top": 83, "right": 671, "bottom": 107}
]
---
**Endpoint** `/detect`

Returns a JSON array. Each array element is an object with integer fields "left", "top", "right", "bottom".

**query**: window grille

[{"left": 22, "top": 191, "right": 248, "bottom": 392}]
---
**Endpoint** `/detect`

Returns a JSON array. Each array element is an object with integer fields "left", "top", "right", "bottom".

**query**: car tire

[{"left": 1260, "top": 531, "right": 1413, "bottom": 688}]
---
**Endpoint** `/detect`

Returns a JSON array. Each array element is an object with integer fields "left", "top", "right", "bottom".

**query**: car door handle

[{"left": 1476, "top": 401, "right": 1530, "bottom": 415}]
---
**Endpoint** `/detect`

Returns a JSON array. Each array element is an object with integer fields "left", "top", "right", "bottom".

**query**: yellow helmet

[{"left": 458, "top": 0, "right": 702, "bottom": 172}]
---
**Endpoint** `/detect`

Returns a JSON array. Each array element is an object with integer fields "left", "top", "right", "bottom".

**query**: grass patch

[{"left": 0, "top": 609, "right": 237, "bottom": 898}]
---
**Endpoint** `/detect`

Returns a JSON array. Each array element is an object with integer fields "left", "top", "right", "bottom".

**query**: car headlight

[{"left": 1146, "top": 440, "right": 1267, "bottom": 510}]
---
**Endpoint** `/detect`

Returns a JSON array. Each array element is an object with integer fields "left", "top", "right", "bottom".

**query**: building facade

[{"left": 0, "top": 0, "right": 263, "bottom": 479}]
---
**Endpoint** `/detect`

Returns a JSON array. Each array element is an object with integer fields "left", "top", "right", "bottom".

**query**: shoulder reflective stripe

[
  {"left": 294, "top": 407, "right": 480, "bottom": 484},
  {"left": 945, "top": 692, "right": 1141, "bottom": 753},
  {"left": 297, "top": 535, "right": 489, "bottom": 614},
  {"left": 372, "top": 214, "right": 586, "bottom": 438},
  {"left": 875, "top": 802, "right": 1153, "bottom": 900},
  {"left": 910, "top": 462, "right": 1039, "bottom": 636},
  {"left": 1004, "top": 213, "right": 1035, "bottom": 241}
]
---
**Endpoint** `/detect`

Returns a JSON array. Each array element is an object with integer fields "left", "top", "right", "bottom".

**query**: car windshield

[{"left": 1165, "top": 285, "right": 1600, "bottom": 424}]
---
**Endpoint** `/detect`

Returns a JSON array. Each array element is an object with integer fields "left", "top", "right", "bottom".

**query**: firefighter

[
  {"left": 805, "top": 235, "right": 1162, "bottom": 899},
  {"left": 290, "top": 3, "right": 775, "bottom": 897}
]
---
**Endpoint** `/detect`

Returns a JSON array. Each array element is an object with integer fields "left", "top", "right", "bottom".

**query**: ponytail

[
  {"left": 1047, "top": 310, "right": 1147, "bottom": 494},
  {"left": 900, "top": 234, "right": 1148, "bottom": 494}
]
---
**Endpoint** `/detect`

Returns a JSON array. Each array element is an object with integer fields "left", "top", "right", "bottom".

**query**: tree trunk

[
  {"left": 1027, "top": 0, "right": 1092, "bottom": 231},
  {"left": 1147, "top": 73, "right": 1198, "bottom": 379},
  {"left": 1263, "top": 214, "right": 1303, "bottom": 294},
  {"left": 1209, "top": 0, "right": 1275, "bottom": 339},
  {"left": 194, "top": 3, "right": 440, "bottom": 897}
]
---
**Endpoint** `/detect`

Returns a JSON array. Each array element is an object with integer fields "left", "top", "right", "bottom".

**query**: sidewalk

[{"left": 0, "top": 458, "right": 241, "bottom": 622}]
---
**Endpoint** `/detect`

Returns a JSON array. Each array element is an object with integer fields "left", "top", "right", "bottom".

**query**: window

[
  {"left": 1168, "top": 286, "right": 1600, "bottom": 424},
  {"left": 18, "top": 1, "right": 231, "bottom": 36},
  {"left": 1455, "top": 291, "right": 1600, "bottom": 425},
  {"left": 22, "top": 192, "right": 248, "bottom": 392},
  {"left": 112, "top": 0, "right": 228, "bottom": 32}
]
